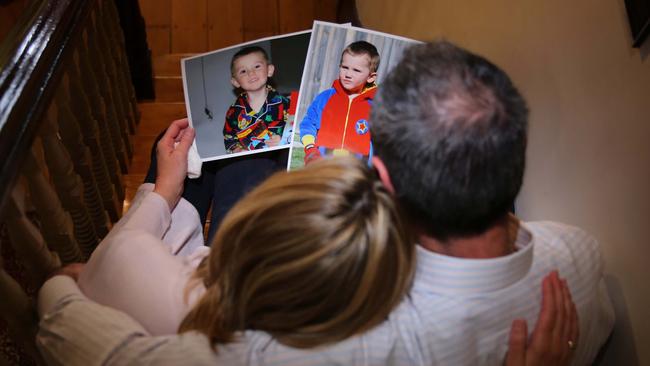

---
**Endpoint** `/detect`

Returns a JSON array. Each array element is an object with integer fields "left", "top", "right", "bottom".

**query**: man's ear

[
  {"left": 267, "top": 64, "right": 275, "bottom": 78},
  {"left": 367, "top": 72, "right": 377, "bottom": 85},
  {"left": 372, "top": 156, "right": 395, "bottom": 194},
  {"left": 230, "top": 77, "right": 241, "bottom": 89}
]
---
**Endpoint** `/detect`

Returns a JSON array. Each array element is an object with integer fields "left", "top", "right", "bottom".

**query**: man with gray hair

[{"left": 369, "top": 40, "right": 614, "bottom": 364}]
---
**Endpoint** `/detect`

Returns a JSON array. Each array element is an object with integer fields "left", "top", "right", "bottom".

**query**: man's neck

[{"left": 419, "top": 215, "right": 519, "bottom": 259}]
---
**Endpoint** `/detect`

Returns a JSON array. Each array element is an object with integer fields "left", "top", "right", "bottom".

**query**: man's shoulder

[
  {"left": 524, "top": 221, "right": 614, "bottom": 364},
  {"left": 525, "top": 220, "right": 599, "bottom": 253},
  {"left": 525, "top": 220, "right": 604, "bottom": 281}
]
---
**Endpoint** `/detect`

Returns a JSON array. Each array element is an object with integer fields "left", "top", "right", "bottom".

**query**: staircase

[
  {"left": 123, "top": 54, "right": 192, "bottom": 213},
  {"left": 125, "top": 0, "right": 356, "bottom": 213}
]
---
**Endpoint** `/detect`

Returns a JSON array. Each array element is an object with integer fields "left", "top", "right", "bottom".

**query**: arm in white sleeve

[{"left": 37, "top": 276, "right": 228, "bottom": 366}]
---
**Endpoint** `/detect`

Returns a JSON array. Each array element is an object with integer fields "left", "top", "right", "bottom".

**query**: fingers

[
  {"left": 526, "top": 272, "right": 555, "bottom": 363},
  {"left": 266, "top": 134, "right": 281, "bottom": 147},
  {"left": 176, "top": 125, "right": 195, "bottom": 154},
  {"left": 504, "top": 319, "right": 527, "bottom": 366},
  {"left": 551, "top": 272, "right": 566, "bottom": 354},
  {"left": 63, "top": 263, "right": 85, "bottom": 281},
  {"left": 528, "top": 271, "right": 578, "bottom": 366},
  {"left": 505, "top": 272, "right": 578, "bottom": 366},
  {"left": 536, "top": 272, "right": 556, "bottom": 338},
  {"left": 569, "top": 290, "right": 579, "bottom": 349},
  {"left": 153, "top": 119, "right": 192, "bottom": 210},
  {"left": 158, "top": 118, "right": 194, "bottom": 154},
  {"left": 562, "top": 279, "right": 579, "bottom": 362},
  {"left": 165, "top": 118, "right": 190, "bottom": 140},
  {"left": 47, "top": 263, "right": 86, "bottom": 281},
  {"left": 560, "top": 279, "right": 571, "bottom": 348}
]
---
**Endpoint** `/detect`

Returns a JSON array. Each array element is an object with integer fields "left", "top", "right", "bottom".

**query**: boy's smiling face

[
  {"left": 339, "top": 52, "right": 377, "bottom": 94},
  {"left": 231, "top": 52, "right": 275, "bottom": 92}
]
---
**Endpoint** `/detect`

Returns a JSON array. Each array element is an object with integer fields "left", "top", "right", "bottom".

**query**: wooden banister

[
  {"left": 0, "top": 0, "right": 93, "bottom": 216},
  {"left": 0, "top": 0, "right": 139, "bottom": 361}
]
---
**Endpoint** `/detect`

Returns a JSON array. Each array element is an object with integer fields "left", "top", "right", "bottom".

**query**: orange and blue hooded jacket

[{"left": 299, "top": 79, "right": 376, "bottom": 157}]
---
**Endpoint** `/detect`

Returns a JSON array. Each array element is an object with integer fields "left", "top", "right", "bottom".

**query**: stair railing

[{"left": 0, "top": 0, "right": 138, "bottom": 362}]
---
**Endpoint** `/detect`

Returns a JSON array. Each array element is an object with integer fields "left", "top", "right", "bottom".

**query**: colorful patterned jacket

[
  {"left": 299, "top": 79, "right": 377, "bottom": 157},
  {"left": 223, "top": 88, "right": 290, "bottom": 152}
]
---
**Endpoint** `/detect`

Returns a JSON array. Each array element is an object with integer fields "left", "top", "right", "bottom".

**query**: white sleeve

[
  {"left": 38, "top": 275, "right": 149, "bottom": 365},
  {"left": 37, "top": 275, "right": 233, "bottom": 366}
]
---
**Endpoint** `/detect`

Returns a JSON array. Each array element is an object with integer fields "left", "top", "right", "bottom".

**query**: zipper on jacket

[{"left": 340, "top": 97, "right": 353, "bottom": 148}]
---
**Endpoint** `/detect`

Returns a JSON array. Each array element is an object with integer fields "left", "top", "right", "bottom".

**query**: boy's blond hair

[{"left": 180, "top": 157, "right": 414, "bottom": 349}]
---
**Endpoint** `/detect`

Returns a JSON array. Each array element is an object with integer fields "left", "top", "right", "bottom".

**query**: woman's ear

[{"left": 372, "top": 157, "right": 395, "bottom": 194}]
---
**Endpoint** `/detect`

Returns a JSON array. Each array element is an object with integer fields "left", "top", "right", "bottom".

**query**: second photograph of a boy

[
  {"left": 289, "top": 21, "right": 419, "bottom": 170},
  {"left": 182, "top": 30, "right": 310, "bottom": 161}
]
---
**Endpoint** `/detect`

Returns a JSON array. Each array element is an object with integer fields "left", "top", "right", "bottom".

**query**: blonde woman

[
  {"left": 76, "top": 118, "right": 415, "bottom": 346},
  {"left": 178, "top": 146, "right": 415, "bottom": 347},
  {"left": 42, "top": 119, "right": 577, "bottom": 365}
]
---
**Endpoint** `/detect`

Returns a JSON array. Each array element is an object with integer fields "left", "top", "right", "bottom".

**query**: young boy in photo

[
  {"left": 299, "top": 41, "right": 379, "bottom": 164},
  {"left": 224, "top": 46, "right": 290, "bottom": 153}
]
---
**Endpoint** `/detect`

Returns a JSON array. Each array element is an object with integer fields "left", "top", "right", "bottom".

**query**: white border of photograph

[
  {"left": 181, "top": 29, "right": 311, "bottom": 162},
  {"left": 287, "top": 21, "right": 420, "bottom": 170}
]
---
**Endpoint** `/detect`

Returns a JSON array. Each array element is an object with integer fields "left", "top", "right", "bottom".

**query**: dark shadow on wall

[
  {"left": 640, "top": 37, "right": 650, "bottom": 60},
  {"left": 114, "top": 0, "right": 155, "bottom": 100},
  {"left": 593, "top": 275, "right": 640, "bottom": 365},
  {"left": 337, "top": 0, "right": 362, "bottom": 27}
]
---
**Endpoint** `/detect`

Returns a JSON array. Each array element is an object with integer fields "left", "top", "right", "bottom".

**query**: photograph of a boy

[
  {"left": 182, "top": 31, "right": 309, "bottom": 162},
  {"left": 300, "top": 41, "right": 379, "bottom": 164},
  {"left": 289, "top": 22, "right": 418, "bottom": 170},
  {"left": 224, "top": 46, "right": 290, "bottom": 154}
]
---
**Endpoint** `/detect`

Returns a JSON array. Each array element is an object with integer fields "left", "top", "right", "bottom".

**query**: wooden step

[
  {"left": 137, "top": 102, "right": 187, "bottom": 135},
  {"left": 124, "top": 56, "right": 195, "bottom": 217},
  {"left": 129, "top": 134, "right": 158, "bottom": 175},
  {"left": 153, "top": 53, "right": 196, "bottom": 77},
  {"left": 154, "top": 76, "right": 184, "bottom": 102}
]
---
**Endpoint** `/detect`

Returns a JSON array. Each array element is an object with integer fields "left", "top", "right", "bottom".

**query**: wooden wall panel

[
  {"left": 139, "top": 0, "right": 341, "bottom": 54},
  {"left": 315, "top": 0, "right": 338, "bottom": 22},
  {"left": 242, "top": 0, "right": 279, "bottom": 41},
  {"left": 147, "top": 27, "right": 171, "bottom": 56},
  {"left": 139, "top": 0, "right": 171, "bottom": 55},
  {"left": 139, "top": 0, "right": 171, "bottom": 26},
  {"left": 207, "top": 0, "right": 243, "bottom": 50},
  {"left": 171, "top": 0, "right": 207, "bottom": 53},
  {"left": 278, "top": 0, "right": 315, "bottom": 34}
]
